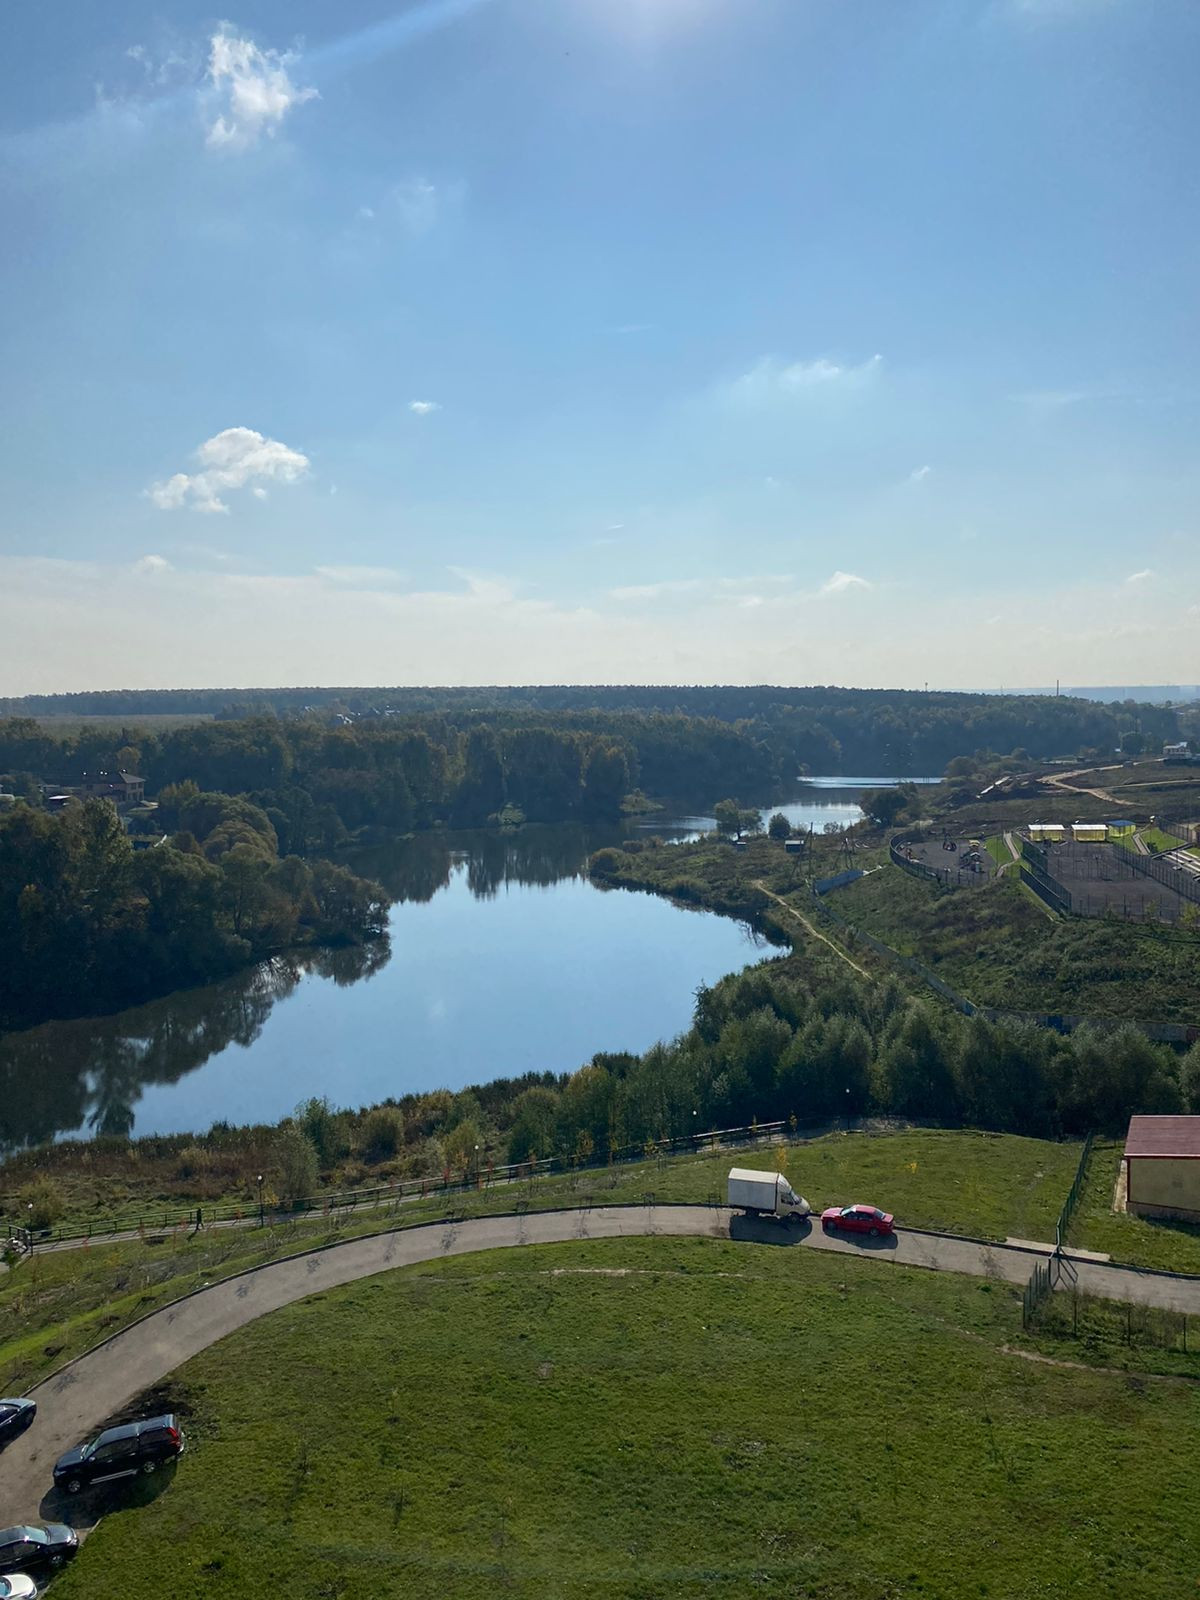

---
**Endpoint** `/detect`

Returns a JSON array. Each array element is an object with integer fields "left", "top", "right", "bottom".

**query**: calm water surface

[{"left": 0, "top": 779, "right": 934, "bottom": 1150}]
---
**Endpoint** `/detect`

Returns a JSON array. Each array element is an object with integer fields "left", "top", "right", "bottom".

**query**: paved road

[{"left": 3, "top": 1204, "right": 1200, "bottom": 1530}]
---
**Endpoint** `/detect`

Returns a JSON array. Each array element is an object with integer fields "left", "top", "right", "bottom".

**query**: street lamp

[
  {"left": 474, "top": 1144, "right": 481, "bottom": 1190},
  {"left": 256, "top": 1173, "right": 264, "bottom": 1226}
]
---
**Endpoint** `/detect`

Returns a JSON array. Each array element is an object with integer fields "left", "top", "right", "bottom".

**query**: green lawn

[
  {"left": 984, "top": 834, "right": 1012, "bottom": 869},
  {"left": 0, "top": 1129, "right": 1081, "bottom": 1394},
  {"left": 50, "top": 1236, "right": 1200, "bottom": 1600},
  {"left": 1140, "top": 826, "right": 1186, "bottom": 854},
  {"left": 1072, "top": 1138, "right": 1200, "bottom": 1275}
]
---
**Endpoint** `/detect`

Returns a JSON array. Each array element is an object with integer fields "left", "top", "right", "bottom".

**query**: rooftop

[{"left": 1124, "top": 1115, "right": 1200, "bottom": 1160}]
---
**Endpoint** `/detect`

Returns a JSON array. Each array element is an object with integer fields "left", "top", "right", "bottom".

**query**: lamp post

[
  {"left": 27, "top": 1201, "right": 34, "bottom": 1256},
  {"left": 474, "top": 1144, "right": 481, "bottom": 1191},
  {"left": 256, "top": 1173, "right": 264, "bottom": 1226}
]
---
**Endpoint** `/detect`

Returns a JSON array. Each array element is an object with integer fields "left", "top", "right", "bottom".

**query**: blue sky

[{"left": 1, "top": 0, "right": 1197, "bottom": 691}]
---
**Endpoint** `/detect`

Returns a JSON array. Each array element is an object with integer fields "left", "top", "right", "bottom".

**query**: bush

[
  {"left": 17, "top": 1179, "right": 65, "bottom": 1231},
  {"left": 294, "top": 1096, "right": 349, "bottom": 1165},
  {"left": 274, "top": 1126, "right": 319, "bottom": 1205},
  {"left": 175, "top": 1144, "right": 215, "bottom": 1180},
  {"left": 360, "top": 1106, "right": 405, "bottom": 1163}
]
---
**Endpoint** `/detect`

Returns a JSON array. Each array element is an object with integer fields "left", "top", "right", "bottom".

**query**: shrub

[
  {"left": 17, "top": 1179, "right": 66, "bottom": 1232},
  {"left": 360, "top": 1106, "right": 405, "bottom": 1163},
  {"left": 274, "top": 1126, "right": 319, "bottom": 1205},
  {"left": 294, "top": 1096, "right": 349, "bottom": 1165},
  {"left": 175, "top": 1144, "right": 215, "bottom": 1180}
]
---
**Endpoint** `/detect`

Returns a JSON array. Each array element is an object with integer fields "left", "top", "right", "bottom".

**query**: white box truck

[{"left": 727, "top": 1167, "right": 811, "bottom": 1222}]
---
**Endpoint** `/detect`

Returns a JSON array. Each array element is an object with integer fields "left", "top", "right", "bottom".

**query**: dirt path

[
  {"left": 1041, "top": 765, "right": 1131, "bottom": 806},
  {"left": 5, "top": 1205, "right": 1200, "bottom": 1531},
  {"left": 751, "top": 879, "right": 869, "bottom": 976}
]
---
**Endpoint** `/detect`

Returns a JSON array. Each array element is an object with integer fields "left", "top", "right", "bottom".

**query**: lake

[{"left": 0, "top": 779, "right": 929, "bottom": 1150}]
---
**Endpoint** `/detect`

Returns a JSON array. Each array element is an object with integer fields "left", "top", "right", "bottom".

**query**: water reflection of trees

[
  {"left": 0, "top": 941, "right": 388, "bottom": 1154},
  {"left": 351, "top": 822, "right": 628, "bottom": 904}
]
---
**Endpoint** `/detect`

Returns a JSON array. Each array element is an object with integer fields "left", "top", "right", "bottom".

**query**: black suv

[
  {"left": 53, "top": 1414, "right": 184, "bottom": 1494},
  {"left": 0, "top": 1524, "right": 78, "bottom": 1576}
]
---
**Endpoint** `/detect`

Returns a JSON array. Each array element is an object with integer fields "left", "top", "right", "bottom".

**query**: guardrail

[{"left": 5, "top": 1117, "right": 806, "bottom": 1249}]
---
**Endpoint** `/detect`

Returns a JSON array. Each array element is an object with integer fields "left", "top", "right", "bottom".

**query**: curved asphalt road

[{"left": 3, "top": 1204, "right": 1200, "bottom": 1529}]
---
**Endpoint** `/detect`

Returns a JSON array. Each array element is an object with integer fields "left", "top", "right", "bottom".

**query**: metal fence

[
  {"left": 1055, "top": 1131, "right": 1093, "bottom": 1251},
  {"left": 5, "top": 1115, "right": 811, "bottom": 1251},
  {"left": 1021, "top": 1258, "right": 1053, "bottom": 1329},
  {"left": 1125, "top": 845, "right": 1200, "bottom": 906},
  {"left": 889, "top": 839, "right": 981, "bottom": 891}
]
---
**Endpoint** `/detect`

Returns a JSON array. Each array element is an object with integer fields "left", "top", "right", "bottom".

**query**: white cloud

[
  {"left": 820, "top": 571, "right": 872, "bottom": 596},
  {"left": 251, "top": 486, "right": 268, "bottom": 501},
  {"left": 314, "top": 565, "right": 407, "bottom": 587},
  {"left": 609, "top": 575, "right": 793, "bottom": 604},
  {"left": 1125, "top": 569, "right": 1154, "bottom": 584},
  {"left": 147, "top": 427, "right": 310, "bottom": 514},
  {"left": 132, "top": 553, "right": 171, "bottom": 575},
  {"left": 908, "top": 465, "right": 932, "bottom": 483},
  {"left": 409, "top": 400, "right": 441, "bottom": 415},
  {"left": 724, "top": 353, "right": 883, "bottom": 407},
  {"left": 206, "top": 26, "right": 317, "bottom": 150}
]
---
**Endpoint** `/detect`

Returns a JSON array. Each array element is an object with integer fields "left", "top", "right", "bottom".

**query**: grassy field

[
  {"left": 1140, "top": 826, "right": 1186, "bottom": 854},
  {"left": 984, "top": 834, "right": 1012, "bottom": 869},
  {"left": 0, "top": 1129, "right": 1082, "bottom": 1394},
  {"left": 1072, "top": 1138, "right": 1200, "bottom": 1275},
  {"left": 833, "top": 864, "right": 1200, "bottom": 1022},
  {"left": 48, "top": 1235, "right": 1200, "bottom": 1600}
]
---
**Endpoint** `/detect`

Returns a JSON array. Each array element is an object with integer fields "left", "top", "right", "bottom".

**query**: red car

[{"left": 821, "top": 1204, "right": 894, "bottom": 1236}]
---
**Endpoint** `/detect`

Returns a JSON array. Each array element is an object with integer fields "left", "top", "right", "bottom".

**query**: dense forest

[
  {"left": 0, "top": 684, "right": 1184, "bottom": 847},
  {"left": 0, "top": 796, "right": 387, "bottom": 1031},
  {"left": 0, "top": 712, "right": 773, "bottom": 843}
]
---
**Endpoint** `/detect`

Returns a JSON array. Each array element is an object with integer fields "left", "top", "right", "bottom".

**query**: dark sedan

[
  {"left": 821, "top": 1204, "right": 895, "bottom": 1236},
  {"left": 0, "top": 1401, "right": 35, "bottom": 1447},
  {"left": 0, "top": 1525, "right": 78, "bottom": 1577}
]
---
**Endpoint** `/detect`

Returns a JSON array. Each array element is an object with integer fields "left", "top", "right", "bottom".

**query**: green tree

[
  {"left": 767, "top": 812, "right": 791, "bottom": 841},
  {"left": 861, "top": 788, "right": 908, "bottom": 828},
  {"left": 274, "top": 1124, "right": 319, "bottom": 1204},
  {"left": 1181, "top": 1040, "right": 1200, "bottom": 1114},
  {"left": 875, "top": 1005, "right": 960, "bottom": 1120},
  {"left": 506, "top": 1086, "right": 560, "bottom": 1162},
  {"left": 714, "top": 798, "right": 742, "bottom": 837}
]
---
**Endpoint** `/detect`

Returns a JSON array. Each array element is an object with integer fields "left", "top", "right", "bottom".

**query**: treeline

[
  {"left": 0, "top": 712, "right": 774, "bottom": 843},
  {"left": 0, "top": 796, "right": 387, "bottom": 1031},
  {"left": 9, "top": 951, "right": 1197, "bottom": 1210},
  {"left": 1, "top": 684, "right": 1182, "bottom": 775}
]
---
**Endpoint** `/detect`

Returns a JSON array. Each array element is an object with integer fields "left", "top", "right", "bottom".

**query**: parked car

[
  {"left": 821, "top": 1204, "right": 894, "bottom": 1236},
  {"left": 52, "top": 1414, "right": 184, "bottom": 1495},
  {"left": 0, "top": 1572, "right": 39, "bottom": 1599},
  {"left": 0, "top": 1526, "right": 77, "bottom": 1578},
  {"left": 0, "top": 1400, "right": 35, "bottom": 1446}
]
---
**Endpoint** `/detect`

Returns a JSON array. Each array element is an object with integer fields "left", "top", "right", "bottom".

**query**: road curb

[
  {"left": 20, "top": 1200, "right": 682, "bottom": 1401},
  {"left": 20, "top": 1204, "right": 1200, "bottom": 1406}
]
